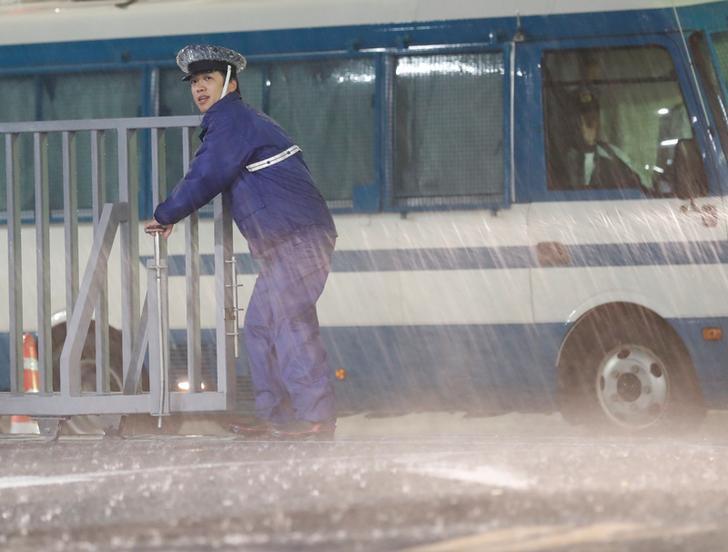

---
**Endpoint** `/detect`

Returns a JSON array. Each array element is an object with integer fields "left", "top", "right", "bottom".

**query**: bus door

[
  {"left": 691, "top": 29, "right": 728, "bottom": 242},
  {"left": 515, "top": 33, "right": 728, "bottom": 329}
]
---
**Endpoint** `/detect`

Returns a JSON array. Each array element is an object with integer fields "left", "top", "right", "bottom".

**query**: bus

[{"left": 0, "top": 0, "right": 727, "bottom": 433}]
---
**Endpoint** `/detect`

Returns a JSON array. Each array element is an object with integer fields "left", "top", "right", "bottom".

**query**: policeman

[
  {"left": 147, "top": 45, "right": 338, "bottom": 439},
  {"left": 565, "top": 89, "right": 642, "bottom": 189}
]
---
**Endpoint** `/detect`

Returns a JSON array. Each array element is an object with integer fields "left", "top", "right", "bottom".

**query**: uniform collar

[{"left": 200, "top": 92, "right": 240, "bottom": 128}]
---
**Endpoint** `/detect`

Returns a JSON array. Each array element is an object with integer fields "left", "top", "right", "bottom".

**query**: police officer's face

[{"left": 189, "top": 71, "right": 238, "bottom": 113}]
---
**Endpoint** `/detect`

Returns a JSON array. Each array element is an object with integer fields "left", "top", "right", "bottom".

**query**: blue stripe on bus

[
  {"left": 141, "top": 239, "right": 728, "bottom": 276},
  {"left": 2, "top": 318, "right": 726, "bottom": 411}
]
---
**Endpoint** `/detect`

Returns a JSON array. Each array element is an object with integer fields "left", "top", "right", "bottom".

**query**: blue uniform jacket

[{"left": 154, "top": 93, "right": 336, "bottom": 254}]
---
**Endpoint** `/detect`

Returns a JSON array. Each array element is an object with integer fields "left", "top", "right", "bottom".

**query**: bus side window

[
  {"left": 543, "top": 46, "right": 703, "bottom": 197},
  {"left": 688, "top": 31, "right": 728, "bottom": 193},
  {"left": 653, "top": 104, "right": 708, "bottom": 199}
]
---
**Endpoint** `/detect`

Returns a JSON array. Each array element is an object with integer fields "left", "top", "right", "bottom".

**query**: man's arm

[{"left": 154, "top": 117, "right": 250, "bottom": 225}]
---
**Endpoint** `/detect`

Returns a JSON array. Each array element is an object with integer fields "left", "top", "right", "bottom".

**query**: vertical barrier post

[
  {"left": 91, "top": 130, "right": 110, "bottom": 392},
  {"left": 6, "top": 133, "right": 23, "bottom": 394},
  {"left": 183, "top": 127, "right": 202, "bottom": 392},
  {"left": 146, "top": 233, "right": 170, "bottom": 420},
  {"left": 62, "top": 131, "right": 79, "bottom": 322},
  {"left": 147, "top": 126, "right": 168, "bottom": 391},
  {"left": 118, "top": 127, "right": 139, "bottom": 383},
  {"left": 214, "top": 192, "right": 236, "bottom": 409},
  {"left": 34, "top": 132, "right": 52, "bottom": 393}
]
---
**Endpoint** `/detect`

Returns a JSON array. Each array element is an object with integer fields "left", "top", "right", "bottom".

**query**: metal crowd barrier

[{"left": 0, "top": 116, "right": 238, "bottom": 437}]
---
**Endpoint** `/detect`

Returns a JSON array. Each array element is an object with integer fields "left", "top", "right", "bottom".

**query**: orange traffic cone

[{"left": 10, "top": 334, "right": 40, "bottom": 434}]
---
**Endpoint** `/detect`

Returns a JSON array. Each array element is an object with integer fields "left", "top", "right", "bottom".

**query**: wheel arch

[
  {"left": 556, "top": 301, "right": 691, "bottom": 373},
  {"left": 50, "top": 314, "right": 124, "bottom": 392},
  {"left": 555, "top": 301, "right": 705, "bottom": 421},
  {"left": 50, "top": 318, "right": 124, "bottom": 355}
]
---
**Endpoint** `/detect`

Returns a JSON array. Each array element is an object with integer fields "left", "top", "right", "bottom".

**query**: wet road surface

[{"left": 1, "top": 413, "right": 728, "bottom": 551}]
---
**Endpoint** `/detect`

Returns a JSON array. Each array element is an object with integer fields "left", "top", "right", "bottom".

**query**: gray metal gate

[{"left": 0, "top": 116, "right": 238, "bottom": 432}]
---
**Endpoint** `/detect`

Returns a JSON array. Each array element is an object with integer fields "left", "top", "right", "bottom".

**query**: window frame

[
  {"left": 155, "top": 51, "right": 380, "bottom": 214},
  {"left": 0, "top": 65, "right": 148, "bottom": 223},
  {"left": 517, "top": 33, "right": 723, "bottom": 203},
  {"left": 383, "top": 45, "right": 512, "bottom": 213},
  {"left": 699, "top": 30, "right": 728, "bottom": 197},
  {"left": 2, "top": 44, "right": 514, "bottom": 220}
]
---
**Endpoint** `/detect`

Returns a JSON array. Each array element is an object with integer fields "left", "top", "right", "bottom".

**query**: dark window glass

[
  {"left": 1, "top": 71, "right": 142, "bottom": 214},
  {"left": 268, "top": 58, "right": 376, "bottom": 207},
  {"left": 690, "top": 32, "right": 728, "bottom": 163},
  {"left": 712, "top": 31, "right": 728, "bottom": 85},
  {"left": 0, "top": 76, "right": 35, "bottom": 122},
  {"left": 43, "top": 71, "right": 142, "bottom": 210},
  {"left": 394, "top": 53, "right": 504, "bottom": 207},
  {"left": 543, "top": 47, "right": 701, "bottom": 197},
  {"left": 0, "top": 77, "right": 35, "bottom": 214},
  {"left": 159, "top": 60, "right": 375, "bottom": 208}
]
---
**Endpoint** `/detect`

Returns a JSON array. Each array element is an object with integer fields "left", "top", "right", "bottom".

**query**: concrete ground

[{"left": 1, "top": 411, "right": 728, "bottom": 551}]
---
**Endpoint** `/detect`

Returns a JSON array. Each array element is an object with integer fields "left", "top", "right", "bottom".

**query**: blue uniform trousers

[{"left": 244, "top": 225, "right": 336, "bottom": 424}]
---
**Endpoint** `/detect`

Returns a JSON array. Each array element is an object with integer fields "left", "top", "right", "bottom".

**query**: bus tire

[
  {"left": 52, "top": 323, "right": 126, "bottom": 435},
  {"left": 558, "top": 305, "right": 705, "bottom": 433}
]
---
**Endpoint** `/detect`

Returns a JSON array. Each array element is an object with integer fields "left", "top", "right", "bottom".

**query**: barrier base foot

[
  {"left": 37, "top": 418, "right": 65, "bottom": 442},
  {"left": 100, "top": 415, "right": 124, "bottom": 438}
]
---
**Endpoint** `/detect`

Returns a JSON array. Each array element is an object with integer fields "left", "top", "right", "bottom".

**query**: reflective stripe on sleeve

[{"left": 245, "top": 145, "right": 301, "bottom": 172}]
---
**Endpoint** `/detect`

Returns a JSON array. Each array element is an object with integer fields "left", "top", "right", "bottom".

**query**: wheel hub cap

[
  {"left": 617, "top": 372, "right": 642, "bottom": 402},
  {"left": 596, "top": 345, "right": 669, "bottom": 429}
]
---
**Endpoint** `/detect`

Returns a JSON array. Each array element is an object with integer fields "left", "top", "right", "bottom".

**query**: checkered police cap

[{"left": 176, "top": 44, "right": 247, "bottom": 81}]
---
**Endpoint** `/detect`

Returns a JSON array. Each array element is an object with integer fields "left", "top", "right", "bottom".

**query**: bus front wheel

[{"left": 558, "top": 307, "right": 705, "bottom": 433}]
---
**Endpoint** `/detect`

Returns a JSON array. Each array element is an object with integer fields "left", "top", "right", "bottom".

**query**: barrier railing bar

[
  {"left": 214, "top": 192, "right": 236, "bottom": 409},
  {"left": 150, "top": 127, "right": 162, "bottom": 206},
  {"left": 60, "top": 202, "right": 128, "bottom": 397},
  {"left": 0, "top": 394, "right": 152, "bottom": 416},
  {"left": 146, "top": 254, "right": 170, "bottom": 418},
  {"left": 118, "top": 128, "right": 139, "bottom": 387},
  {"left": 91, "top": 130, "right": 110, "bottom": 393},
  {"left": 5, "top": 133, "right": 23, "bottom": 394},
  {"left": 1, "top": 116, "right": 237, "bottom": 420},
  {"left": 169, "top": 390, "right": 228, "bottom": 411},
  {"left": 183, "top": 128, "right": 202, "bottom": 392},
  {"left": 62, "top": 131, "right": 79, "bottom": 322},
  {"left": 0, "top": 115, "right": 202, "bottom": 134},
  {"left": 122, "top": 295, "right": 149, "bottom": 395},
  {"left": 0, "top": 391, "right": 227, "bottom": 416},
  {"left": 148, "top": 127, "right": 170, "bottom": 396},
  {"left": 34, "top": 132, "right": 52, "bottom": 394},
  {"left": 146, "top": 126, "right": 159, "bottom": 395}
]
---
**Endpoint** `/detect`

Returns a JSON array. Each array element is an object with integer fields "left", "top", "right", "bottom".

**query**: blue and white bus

[{"left": 1, "top": 0, "right": 727, "bottom": 432}]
